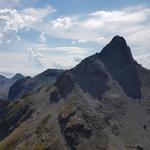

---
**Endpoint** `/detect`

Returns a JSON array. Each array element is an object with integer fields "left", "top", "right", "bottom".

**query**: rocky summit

[
  {"left": 99, "top": 35, "right": 141, "bottom": 99},
  {"left": 0, "top": 36, "right": 150, "bottom": 150}
]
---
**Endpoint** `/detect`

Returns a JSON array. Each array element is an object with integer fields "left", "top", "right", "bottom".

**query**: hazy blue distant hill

[{"left": 0, "top": 73, "right": 24, "bottom": 99}]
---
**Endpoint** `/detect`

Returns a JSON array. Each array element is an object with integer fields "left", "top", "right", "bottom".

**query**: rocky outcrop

[{"left": 58, "top": 106, "right": 92, "bottom": 150}]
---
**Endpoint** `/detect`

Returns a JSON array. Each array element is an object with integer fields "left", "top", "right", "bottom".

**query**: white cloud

[
  {"left": 0, "top": 4, "right": 56, "bottom": 45},
  {"left": 43, "top": 54, "right": 85, "bottom": 70},
  {"left": 16, "top": 35, "right": 21, "bottom": 42},
  {"left": 23, "top": 5, "right": 56, "bottom": 21},
  {"left": 44, "top": 6, "right": 150, "bottom": 46},
  {"left": 54, "top": 46, "right": 89, "bottom": 55},
  {"left": 39, "top": 32, "right": 46, "bottom": 43},
  {"left": 25, "top": 43, "right": 90, "bottom": 72},
  {"left": 27, "top": 47, "right": 44, "bottom": 68},
  {"left": 51, "top": 17, "right": 73, "bottom": 29},
  {"left": 0, "top": 4, "right": 55, "bottom": 44},
  {"left": 78, "top": 39, "right": 87, "bottom": 43},
  {"left": 0, "top": 9, "right": 36, "bottom": 33},
  {"left": 29, "top": 43, "right": 89, "bottom": 55},
  {"left": 0, "top": 8, "right": 36, "bottom": 44},
  {"left": 97, "top": 37, "right": 107, "bottom": 44}
]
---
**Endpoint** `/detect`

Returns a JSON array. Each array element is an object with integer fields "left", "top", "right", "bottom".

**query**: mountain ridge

[{"left": 8, "top": 69, "right": 63, "bottom": 100}]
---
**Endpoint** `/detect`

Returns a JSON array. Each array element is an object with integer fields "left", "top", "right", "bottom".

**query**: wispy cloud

[
  {"left": 23, "top": 5, "right": 56, "bottom": 21},
  {"left": 25, "top": 43, "right": 90, "bottom": 71},
  {"left": 26, "top": 47, "right": 44, "bottom": 68},
  {"left": 39, "top": 32, "right": 46, "bottom": 43},
  {"left": 28, "top": 43, "right": 89, "bottom": 55},
  {"left": 51, "top": 17, "right": 73, "bottom": 29}
]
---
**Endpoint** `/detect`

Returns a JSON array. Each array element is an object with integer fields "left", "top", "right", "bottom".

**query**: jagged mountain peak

[
  {"left": 100, "top": 35, "right": 135, "bottom": 64},
  {"left": 98, "top": 36, "right": 141, "bottom": 99},
  {"left": 110, "top": 35, "right": 127, "bottom": 46},
  {"left": 56, "top": 36, "right": 141, "bottom": 99}
]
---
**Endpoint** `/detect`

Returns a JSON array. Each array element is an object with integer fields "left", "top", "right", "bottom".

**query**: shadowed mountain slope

[{"left": 0, "top": 74, "right": 24, "bottom": 99}]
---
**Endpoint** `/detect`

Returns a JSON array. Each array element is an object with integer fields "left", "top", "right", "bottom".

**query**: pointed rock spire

[
  {"left": 100, "top": 35, "right": 135, "bottom": 64},
  {"left": 99, "top": 35, "right": 141, "bottom": 99}
]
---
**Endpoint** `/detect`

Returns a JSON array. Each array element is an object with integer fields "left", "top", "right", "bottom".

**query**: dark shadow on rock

[
  {"left": 71, "top": 56, "right": 109, "bottom": 99},
  {"left": 49, "top": 90, "right": 61, "bottom": 104},
  {"left": 8, "top": 77, "right": 31, "bottom": 100},
  {"left": 99, "top": 35, "right": 141, "bottom": 99},
  {"left": 55, "top": 72, "right": 74, "bottom": 99}
]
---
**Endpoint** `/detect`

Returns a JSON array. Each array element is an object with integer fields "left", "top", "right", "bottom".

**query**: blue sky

[{"left": 0, "top": 0, "right": 150, "bottom": 76}]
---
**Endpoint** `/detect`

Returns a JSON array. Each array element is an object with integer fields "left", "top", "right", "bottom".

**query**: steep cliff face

[
  {"left": 0, "top": 36, "right": 150, "bottom": 150},
  {"left": 99, "top": 36, "right": 141, "bottom": 99}
]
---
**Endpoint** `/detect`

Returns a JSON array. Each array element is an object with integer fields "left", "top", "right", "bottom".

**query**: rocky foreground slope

[{"left": 0, "top": 36, "right": 150, "bottom": 150}]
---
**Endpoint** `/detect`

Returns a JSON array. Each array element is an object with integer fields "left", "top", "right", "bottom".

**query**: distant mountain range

[
  {"left": 0, "top": 72, "right": 15, "bottom": 78},
  {"left": 8, "top": 69, "right": 63, "bottom": 100},
  {"left": 0, "top": 73, "right": 24, "bottom": 99},
  {"left": 0, "top": 36, "right": 150, "bottom": 150}
]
